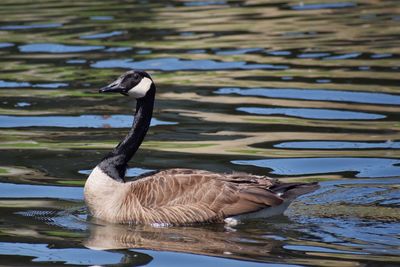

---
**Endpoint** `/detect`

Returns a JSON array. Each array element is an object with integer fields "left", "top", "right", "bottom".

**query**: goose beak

[
  {"left": 99, "top": 84, "right": 125, "bottom": 94},
  {"left": 99, "top": 76, "right": 127, "bottom": 94}
]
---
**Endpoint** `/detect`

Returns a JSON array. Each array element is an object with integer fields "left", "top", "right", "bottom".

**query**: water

[{"left": 0, "top": 0, "right": 399, "bottom": 266}]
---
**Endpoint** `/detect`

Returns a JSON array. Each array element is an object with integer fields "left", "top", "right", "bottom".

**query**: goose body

[{"left": 84, "top": 70, "right": 318, "bottom": 225}]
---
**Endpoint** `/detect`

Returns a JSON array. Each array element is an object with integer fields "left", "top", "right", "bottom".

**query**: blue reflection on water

[
  {"left": 315, "top": 79, "right": 331, "bottom": 84},
  {"left": 34, "top": 83, "right": 69, "bottom": 88},
  {"left": 80, "top": 31, "right": 124, "bottom": 39},
  {"left": 135, "top": 249, "right": 293, "bottom": 267},
  {"left": 0, "top": 23, "right": 62, "bottom": 30},
  {"left": 275, "top": 141, "right": 400, "bottom": 149},
  {"left": 183, "top": 0, "right": 226, "bottom": 6},
  {"left": 0, "top": 242, "right": 297, "bottom": 267},
  {"left": 237, "top": 107, "right": 384, "bottom": 120},
  {"left": 19, "top": 43, "right": 104, "bottom": 53},
  {"left": 0, "top": 182, "right": 82, "bottom": 200},
  {"left": 15, "top": 102, "right": 31, "bottom": 107},
  {"left": 298, "top": 178, "right": 400, "bottom": 206},
  {"left": 371, "top": 53, "right": 392, "bottom": 59},
  {"left": 0, "top": 242, "right": 138, "bottom": 265},
  {"left": 0, "top": 115, "right": 176, "bottom": 128},
  {"left": 290, "top": 2, "right": 356, "bottom": 10},
  {"left": 105, "top": 47, "right": 132, "bottom": 52},
  {"left": 297, "top": 52, "right": 330, "bottom": 58},
  {"left": 290, "top": 178, "right": 400, "bottom": 255},
  {"left": 137, "top": 49, "right": 152, "bottom": 55},
  {"left": 66, "top": 59, "right": 87, "bottom": 64},
  {"left": 0, "top": 80, "right": 67, "bottom": 88},
  {"left": 91, "top": 58, "right": 288, "bottom": 71},
  {"left": 215, "top": 87, "right": 400, "bottom": 105},
  {"left": 90, "top": 16, "right": 114, "bottom": 20},
  {"left": 324, "top": 52, "right": 361, "bottom": 60},
  {"left": 266, "top": 50, "right": 291, "bottom": 56},
  {"left": 284, "top": 244, "right": 367, "bottom": 255},
  {"left": 232, "top": 157, "right": 400, "bottom": 178},
  {"left": 301, "top": 217, "right": 400, "bottom": 255},
  {"left": 0, "top": 42, "right": 14, "bottom": 48}
]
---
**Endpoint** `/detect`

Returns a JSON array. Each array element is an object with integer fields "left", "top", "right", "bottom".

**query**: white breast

[{"left": 84, "top": 166, "right": 127, "bottom": 222}]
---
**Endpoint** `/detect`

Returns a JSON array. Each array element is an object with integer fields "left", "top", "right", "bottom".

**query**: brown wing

[{"left": 123, "top": 168, "right": 283, "bottom": 225}]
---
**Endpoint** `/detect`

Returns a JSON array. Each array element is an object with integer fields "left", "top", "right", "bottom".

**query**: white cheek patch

[{"left": 127, "top": 77, "right": 152, "bottom": 98}]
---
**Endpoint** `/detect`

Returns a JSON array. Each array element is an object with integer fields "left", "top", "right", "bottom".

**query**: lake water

[{"left": 0, "top": 0, "right": 399, "bottom": 266}]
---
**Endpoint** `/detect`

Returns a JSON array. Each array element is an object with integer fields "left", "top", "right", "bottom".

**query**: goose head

[{"left": 99, "top": 70, "right": 154, "bottom": 98}]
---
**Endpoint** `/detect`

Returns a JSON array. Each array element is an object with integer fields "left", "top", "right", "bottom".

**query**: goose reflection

[{"left": 84, "top": 219, "right": 279, "bottom": 261}]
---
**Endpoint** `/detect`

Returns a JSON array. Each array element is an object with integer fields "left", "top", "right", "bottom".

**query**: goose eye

[{"left": 133, "top": 73, "right": 139, "bottom": 80}]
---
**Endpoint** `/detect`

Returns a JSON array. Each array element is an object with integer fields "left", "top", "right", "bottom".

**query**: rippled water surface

[{"left": 0, "top": 0, "right": 399, "bottom": 266}]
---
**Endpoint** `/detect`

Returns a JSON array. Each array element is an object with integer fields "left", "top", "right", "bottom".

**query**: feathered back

[{"left": 85, "top": 168, "right": 319, "bottom": 225}]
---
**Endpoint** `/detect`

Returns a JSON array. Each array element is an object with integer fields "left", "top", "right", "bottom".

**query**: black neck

[{"left": 98, "top": 84, "right": 155, "bottom": 181}]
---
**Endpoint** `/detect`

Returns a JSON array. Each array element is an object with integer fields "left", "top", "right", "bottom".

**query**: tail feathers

[{"left": 270, "top": 182, "right": 319, "bottom": 200}]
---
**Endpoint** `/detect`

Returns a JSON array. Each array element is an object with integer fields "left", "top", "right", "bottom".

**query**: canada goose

[{"left": 84, "top": 70, "right": 318, "bottom": 225}]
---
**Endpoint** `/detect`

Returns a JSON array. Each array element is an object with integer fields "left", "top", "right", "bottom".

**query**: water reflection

[
  {"left": 287, "top": 178, "right": 400, "bottom": 256},
  {"left": 0, "top": 42, "right": 14, "bottom": 48},
  {"left": 324, "top": 52, "right": 361, "bottom": 60},
  {"left": 0, "top": 23, "right": 62, "bottom": 30},
  {"left": 85, "top": 222, "right": 275, "bottom": 260},
  {"left": 297, "top": 52, "right": 330, "bottom": 59},
  {"left": 289, "top": 2, "right": 357, "bottom": 11},
  {"left": 183, "top": 1, "right": 227, "bottom": 7},
  {"left": 215, "top": 48, "right": 264, "bottom": 55},
  {"left": 0, "top": 182, "right": 82, "bottom": 200},
  {"left": 215, "top": 88, "right": 400, "bottom": 105},
  {"left": 232, "top": 158, "right": 400, "bottom": 178},
  {"left": 92, "top": 58, "right": 288, "bottom": 71},
  {"left": 19, "top": 43, "right": 104, "bottom": 53},
  {"left": 371, "top": 53, "right": 392, "bottom": 59},
  {"left": 237, "top": 107, "right": 385, "bottom": 120},
  {"left": 66, "top": 59, "right": 87, "bottom": 64},
  {"left": 0, "top": 242, "right": 152, "bottom": 266},
  {"left": 0, "top": 115, "right": 176, "bottom": 128},
  {"left": 0, "top": 80, "right": 67, "bottom": 88},
  {"left": 274, "top": 140, "right": 400, "bottom": 150},
  {"left": 80, "top": 30, "right": 125, "bottom": 40},
  {"left": 90, "top": 16, "right": 114, "bottom": 21}
]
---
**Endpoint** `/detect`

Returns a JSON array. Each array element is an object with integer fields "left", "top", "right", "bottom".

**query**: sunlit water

[{"left": 0, "top": 0, "right": 399, "bottom": 266}]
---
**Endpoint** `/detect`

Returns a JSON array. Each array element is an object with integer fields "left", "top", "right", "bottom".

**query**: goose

[{"left": 84, "top": 70, "right": 319, "bottom": 226}]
